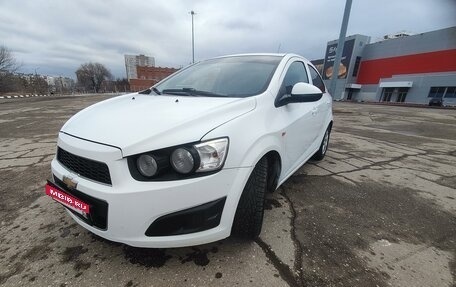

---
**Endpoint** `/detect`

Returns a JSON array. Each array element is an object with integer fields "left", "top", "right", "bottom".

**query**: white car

[{"left": 45, "top": 54, "right": 333, "bottom": 248}]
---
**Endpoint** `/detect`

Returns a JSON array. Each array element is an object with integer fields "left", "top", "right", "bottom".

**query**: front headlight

[
  {"left": 136, "top": 154, "right": 158, "bottom": 177},
  {"left": 194, "top": 138, "right": 229, "bottom": 172},
  {"left": 128, "top": 137, "right": 229, "bottom": 181},
  {"left": 171, "top": 148, "right": 196, "bottom": 174}
]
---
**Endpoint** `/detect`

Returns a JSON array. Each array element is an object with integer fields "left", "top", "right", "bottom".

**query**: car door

[
  {"left": 307, "top": 64, "right": 329, "bottom": 143},
  {"left": 276, "top": 60, "right": 321, "bottom": 176}
]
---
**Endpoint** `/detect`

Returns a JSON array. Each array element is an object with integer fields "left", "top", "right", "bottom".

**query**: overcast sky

[{"left": 1, "top": 0, "right": 455, "bottom": 79}]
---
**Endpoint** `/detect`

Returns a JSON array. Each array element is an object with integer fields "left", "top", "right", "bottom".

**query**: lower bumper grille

[
  {"left": 53, "top": 175, "right": 108, "bottom": 230},
  {"left": 145, "top": 197, "right": 226, "bottom": 236}
]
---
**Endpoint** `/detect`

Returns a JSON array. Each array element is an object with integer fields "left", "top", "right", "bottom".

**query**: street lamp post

[
  {"left": 190, "top": 10, "right": 196, "bottom": 64},
  {"left": 329, "top": 0, "right": 353, "bottom": 99}
]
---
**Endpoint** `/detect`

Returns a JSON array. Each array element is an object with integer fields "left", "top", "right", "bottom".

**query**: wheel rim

[{"left": 322, "top": 131, "right": 329, "bottom": 154}]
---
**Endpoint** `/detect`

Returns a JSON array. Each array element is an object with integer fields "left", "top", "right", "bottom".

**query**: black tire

[
  {"left": 312, "top": 126, "right": 331, "bottom": 161},
  {"left": 231, "top": 157, "right": 268, "bottom": 239}
]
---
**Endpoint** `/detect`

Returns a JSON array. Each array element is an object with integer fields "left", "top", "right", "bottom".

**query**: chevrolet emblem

[{"left": 63, "top": 176, "right": 78, "bottom": 190}]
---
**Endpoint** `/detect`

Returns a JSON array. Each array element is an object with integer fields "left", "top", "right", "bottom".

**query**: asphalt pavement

[{"left": 0, "top": 95, "right": 454, "bottom": 286}]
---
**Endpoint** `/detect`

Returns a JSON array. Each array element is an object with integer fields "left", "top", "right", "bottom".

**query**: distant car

[
  {"left": 45, "top": 54, "right": 333, "bottom": 248},
  {"left": 429, "top": 97, "right": 443, "bottom": 106}
]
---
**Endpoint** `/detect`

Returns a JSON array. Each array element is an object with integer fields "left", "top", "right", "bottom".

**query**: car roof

[{"left": 208, "top": 53, "right": 310, "bottom": 63}]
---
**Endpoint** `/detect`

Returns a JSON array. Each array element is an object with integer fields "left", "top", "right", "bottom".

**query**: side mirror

[{"left": 275, "top": 82, "right": 323, "bottom": 107}]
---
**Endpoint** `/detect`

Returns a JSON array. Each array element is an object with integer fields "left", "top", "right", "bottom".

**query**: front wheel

[
  {"left": 312, "top": 126, "right": 331, "bottom": 161},
  {"left": 231, "top": 157, "right": 268, "bottom": 239}
]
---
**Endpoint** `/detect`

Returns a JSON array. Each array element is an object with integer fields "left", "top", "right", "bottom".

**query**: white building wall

[{"left": 125, "top": 54, "right": 155, "bottom": 80}]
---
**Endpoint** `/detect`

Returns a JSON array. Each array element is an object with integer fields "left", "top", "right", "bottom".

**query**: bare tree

[
  {"left": 75, "top": 63, "right": 113, "bottom": 93},
  {"left": 115, "top": 78, "right": 130, "bottom": 92},
  {"left": 0, "top": 45, "right": 20, "bottom": 94},
  {"left": 0, "top": 45, "right": 19, "bottom": 73}
]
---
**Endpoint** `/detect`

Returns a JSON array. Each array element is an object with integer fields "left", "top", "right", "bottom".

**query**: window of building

[
  {"left": 397, "top": 87, "right": 408, "bottom": 103},
  {"left": 308, "top": 65, "right": 326, "bottom": 92},
  {"left": 352, "top": 57, "right": 361, "bottom": 77},
  {"left": 381, "top": 88, "right": 394, "bottom": 102},
  {"left": 428, "top": 87, "right": 446, "bottom": 98},
  {"left": 346, "top": 89, "right": 354, "bottom": 100},
  {"left": 444, "top": 87, "right": 456, "bottom": 98}
]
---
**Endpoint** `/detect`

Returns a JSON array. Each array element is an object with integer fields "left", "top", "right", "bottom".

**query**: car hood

[{"left": 61, "top": 93, "right": 256, "bottom": 156}]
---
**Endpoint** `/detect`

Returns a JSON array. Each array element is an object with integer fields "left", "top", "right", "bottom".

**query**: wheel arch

[{"left": 264, "top": 151, "right": 281, "bottom": 193}]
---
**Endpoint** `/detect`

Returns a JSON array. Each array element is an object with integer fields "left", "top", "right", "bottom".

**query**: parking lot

[{"left": 0, "top": 95, "right": 455, "bottom": 287}]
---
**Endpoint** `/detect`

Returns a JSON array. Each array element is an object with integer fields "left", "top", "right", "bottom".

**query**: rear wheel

[
  {"left": 231, "top": 157, "right": 268, "bottom": 238},
  {"left": 312, "top": 126, "right": 331, "bottom": 161}
]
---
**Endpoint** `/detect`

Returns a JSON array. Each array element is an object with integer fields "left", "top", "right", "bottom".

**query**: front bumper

[{"left": 50, "top": 133, "right": 252, "bottom": 248}]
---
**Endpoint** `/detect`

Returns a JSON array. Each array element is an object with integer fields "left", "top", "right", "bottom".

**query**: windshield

[{"left": 155, "top": 55, "right": 283, "bottom": 98}]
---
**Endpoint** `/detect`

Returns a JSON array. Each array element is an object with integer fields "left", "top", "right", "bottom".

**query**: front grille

[
  {"left": 57, "top": 147, "right": 112, "bottom": 185},
  {"left": 53, "top": 176, "right": 108, "bottom": 230}
]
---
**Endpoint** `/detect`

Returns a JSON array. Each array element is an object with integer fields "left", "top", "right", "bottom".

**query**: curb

[
  {"left": 0, "top": 94, "right": 52, "bottom": 100},
  {"left": 0, "top": 93, "right": 124, "bottom": 100},
  {"left": 336, "top": 100, "right": 456, "bottom": 110}
]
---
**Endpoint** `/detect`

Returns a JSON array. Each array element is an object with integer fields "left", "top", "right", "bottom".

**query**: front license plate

[{"left": 45, "top": 181, "right": 90, "bottom": 216}]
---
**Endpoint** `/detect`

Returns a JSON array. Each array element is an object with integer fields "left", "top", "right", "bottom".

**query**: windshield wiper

[
  {"left": 161, "top": 88, "right": 194, "bottom": 96},
  {"left": 151, "top": 87, "right": 161, "bottom": 95},
  {"left": 191, "top": 89, "right": 226, "bottom": 97},
  {"left": 138, "top": 87, "right": 161, "bottom": 95},
  {"left": 138, "top": 88, "right": 151, "bottom": 94},
  {"left": 161, "top": 88, "right": 225, "bottom": 97}
]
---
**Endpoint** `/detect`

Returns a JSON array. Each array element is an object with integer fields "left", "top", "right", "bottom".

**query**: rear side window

[
  {"left": 308, "top": 65, "right": 326, "bottom": 92},
  {"left": 280, "top": 61, "right": 309, "bottom": 95}
]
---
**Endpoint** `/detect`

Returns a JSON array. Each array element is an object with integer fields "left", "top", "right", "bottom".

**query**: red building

[{"left": 129, "top": 66, "right": 179, "bottom": 92}]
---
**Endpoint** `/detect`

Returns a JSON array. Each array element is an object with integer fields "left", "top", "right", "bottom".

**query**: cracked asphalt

[{"left": 0, "top": 96, "right": 455, "bottom": 287}]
